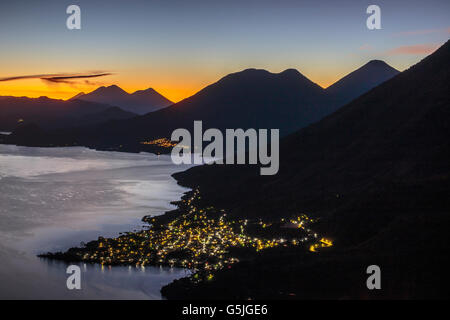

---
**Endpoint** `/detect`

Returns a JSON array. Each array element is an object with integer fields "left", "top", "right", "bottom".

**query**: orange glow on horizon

[
  {"left": 316, "top": 77, "right": 343, "bottom": 89},
  {"left": 0, "top": 80, "right": 203, "bottom": 103},
  {"left": 0, "top": 70, "right": 351, "bottom": 102}
]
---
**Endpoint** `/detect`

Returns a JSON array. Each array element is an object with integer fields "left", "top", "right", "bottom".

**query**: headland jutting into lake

[{"left": 39, "top": 188, "right": 332, "bottom": 290}]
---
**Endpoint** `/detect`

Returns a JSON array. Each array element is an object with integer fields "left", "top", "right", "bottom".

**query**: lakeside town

[{"left": 39, "top": 188, "right": 333, "bottom": 283}]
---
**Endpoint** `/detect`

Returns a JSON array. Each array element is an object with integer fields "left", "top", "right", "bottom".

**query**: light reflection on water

[{"left": 0, "top": 145, "right": 192, "bottom": 299}]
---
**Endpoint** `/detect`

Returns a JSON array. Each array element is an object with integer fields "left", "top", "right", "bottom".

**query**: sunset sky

[{"left": 0, "top": 0, "right": 449, "bottom": 102}]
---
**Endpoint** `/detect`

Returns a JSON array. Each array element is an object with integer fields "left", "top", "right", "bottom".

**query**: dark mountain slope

[
  {"left": 7, "top": 68, "right": 331, "bottom": 149},
  {"left": 325, "top": 60, "right": 399, "bottom": 108},
  {"left": 76, "top": 106, "right": 137, "bottom": 126},
  {"left": 174, "top": 39, "right": 450, "bottom": 244},
  {"left": 69, "top": 92, "right": 86, "bottom": 100},
  {"left": 164, "top": 40, "right": 450, "bottom": 300},
  {"left": 129, "top": 68, "right": 328, "bottom": 135},
  {"left": 5, "top": 62, "right": 402, "bottom": 150},
  {"left": 0, "top": 96, "right": 134, "bottom": 131}
]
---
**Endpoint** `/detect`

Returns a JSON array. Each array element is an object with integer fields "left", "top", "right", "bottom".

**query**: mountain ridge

[
  {"left": 174, "top": 39, "right": 450, "bottom": 235},
  {"left": 73, "top": 85, "right": 173, "bottom": 114},
  {"left": 162, "top": 39, "right": 450, "bottom": 299},
  {"left": 4, "top": 59, "right": 403, "bottom": 151},
  {"left": 325, "top": 59, "right": 400, "bottom": 106},
  {"left": 0, "top": 95, "right": 136, "bottom": 131}
]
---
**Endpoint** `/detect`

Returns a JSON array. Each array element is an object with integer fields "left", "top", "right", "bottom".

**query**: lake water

[{"left": 0, "top": 145, "right": 192, "bottom": 299}]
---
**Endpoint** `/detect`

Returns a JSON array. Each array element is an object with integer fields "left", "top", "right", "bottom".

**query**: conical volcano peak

[
  {"left": 73, "top": 85, "right": 172, "bottom": 114},
  {"left": 366, "top": 59, "right": 389, "bottom": 66},
  {"left": 325, "top": 59, "right": 400, "bottom": 104},
  {"left": 361, "top": 60, "right": 399, "bottom": 73}
]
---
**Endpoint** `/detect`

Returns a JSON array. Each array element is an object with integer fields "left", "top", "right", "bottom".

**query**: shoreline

[
  {"left": 38, "top": 187, "right": 324, "bottom": 298},
  {"left": 2, "top": 141, "right": 330, "bottom": 299},
  {"left": 0, "top": 145, "right": 192, "bottom": 299}
]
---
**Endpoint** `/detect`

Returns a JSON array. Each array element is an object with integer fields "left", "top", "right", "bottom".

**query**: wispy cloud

[
  {"left": 0, "top": 72, "right": 112, "bottom": 84},
  {"left": 392, "top": 27, "right": 450, "bottom": 37},
  {"left": 386, "top": 44, "right": 440, "bottom": 55}
]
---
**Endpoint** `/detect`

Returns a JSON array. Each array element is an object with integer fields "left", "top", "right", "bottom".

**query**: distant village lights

[{"left": 171, "top": 121, "right": 280, "bottom": 175}]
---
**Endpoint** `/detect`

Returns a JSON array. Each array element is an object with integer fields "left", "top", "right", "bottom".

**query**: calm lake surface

[{"left": 0, "top": 145, "right": 192, "bottom": 299}]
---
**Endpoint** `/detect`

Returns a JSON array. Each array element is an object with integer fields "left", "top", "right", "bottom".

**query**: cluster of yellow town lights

[
  {"left": 140, "top": 138, "right": 177, "bottom": 148},
  {"left": 46, "top": 189, "right": 332, "bottom": 281}
]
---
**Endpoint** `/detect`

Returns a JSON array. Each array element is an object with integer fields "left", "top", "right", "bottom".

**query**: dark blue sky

[{"left": 0, "top": 0, "right": 449, "bottom": 101}]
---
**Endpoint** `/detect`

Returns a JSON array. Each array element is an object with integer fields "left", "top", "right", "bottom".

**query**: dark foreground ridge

[{"left": 165, "top": 40, "right": 450, "bottom": 299}]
